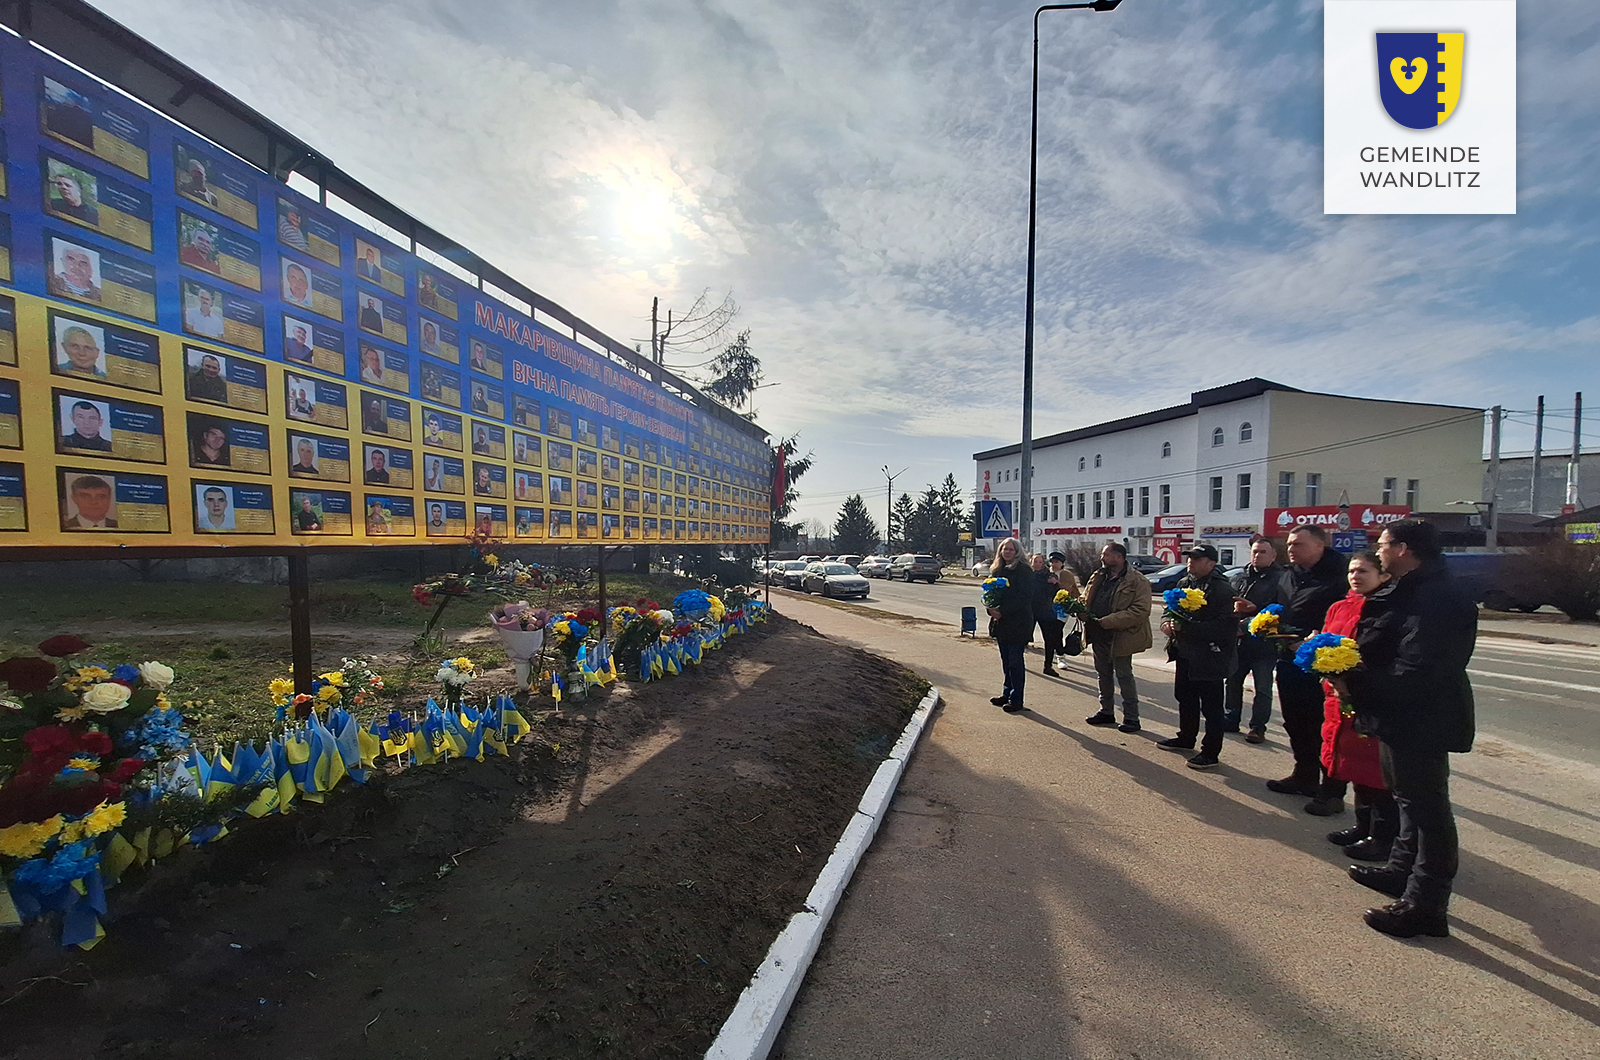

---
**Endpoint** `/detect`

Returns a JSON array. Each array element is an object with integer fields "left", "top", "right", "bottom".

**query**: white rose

[
  {"left": 82, "top": 681, "right": 133, "bottom": 713},
  {"left": 138, "top": 661, "right": 175, "bottom": 689}
]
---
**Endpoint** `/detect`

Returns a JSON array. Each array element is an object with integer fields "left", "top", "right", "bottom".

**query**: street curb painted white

[{"left": 703, "top": 684, "right": 941, "bottom": 1060}]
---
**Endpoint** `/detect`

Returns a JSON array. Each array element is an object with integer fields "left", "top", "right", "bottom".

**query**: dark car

[
  {"left": 1148, "top": 564, "right": 1188, "bottom": 593},
  {"left": 888, "top": 553, "right": 941, "bottom": 583},
  {"left": 801, "top": 562, "right": 871, "bottom": 599},
  {"left": 1128, "top": 554, "right": 1167, "bottom": 575}
]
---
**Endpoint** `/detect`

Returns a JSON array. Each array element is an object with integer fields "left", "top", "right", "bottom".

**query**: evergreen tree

[
  {"left": 890, "top": 492, "right": 915, "bottom": 552},
  {"left": 833, "top": 494, "right": 880, "bottom": 555}
]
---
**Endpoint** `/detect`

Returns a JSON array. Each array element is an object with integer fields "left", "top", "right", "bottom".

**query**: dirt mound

[{"left": 0, "top": 615, "right": 927, "bottom": 1060}]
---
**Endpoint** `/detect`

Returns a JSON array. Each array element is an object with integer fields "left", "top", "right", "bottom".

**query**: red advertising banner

[{"left": 1262, "top": 504, "right": 1410, "bottom": 535}]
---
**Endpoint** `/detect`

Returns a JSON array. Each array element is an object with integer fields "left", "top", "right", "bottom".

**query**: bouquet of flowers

[
  {"left": 980, "top": 577, "right": 1008, "bottom": 610},
  {"left": 673, "top": 589, "right": 712, "bottom": 620},
  {"left": 1054, "top": 589, "right": 1087, "bottom": 621},
  {"left": 1162, "top": 587, "right": 1208, "bottom": 622},
  {"left": 434, "top": 656, "right": 478, "bottom": 707},
  {"left": 268, "top": 657, "right": 386, "bottom": 722},
  {"left": 1295, "top": 632, "right": 1362, "bottom": 715},
  {"left": 490, "top": 603, "right": 549, "bottom": 690},
  {"left": 1248, "top": 603, "right": 1286, "bottom": 637},
  {"left": 547, "top": 616, "right": 590, "bottom": 667}
]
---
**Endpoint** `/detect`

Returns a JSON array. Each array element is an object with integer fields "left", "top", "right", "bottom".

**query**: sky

[{"left": 91, "top": 0, "right": 1600, "bottom": 533}]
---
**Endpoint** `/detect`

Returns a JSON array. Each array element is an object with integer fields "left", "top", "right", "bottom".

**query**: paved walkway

[{"left": 771, "top": 595, "right": 1600, "bottom": 1060}]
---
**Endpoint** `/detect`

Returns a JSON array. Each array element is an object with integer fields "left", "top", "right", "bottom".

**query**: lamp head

[{"left": 1092, "top": 0, "right": 1123, "bottom": 9}]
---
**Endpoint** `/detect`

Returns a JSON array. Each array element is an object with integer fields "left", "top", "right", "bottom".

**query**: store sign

[
  {"left": 1154, "top": 514, "right": 1194, "bottom": 532},
  {"left": 1567, "top": 523, "right": 1597, "bottom": 544},
  {"left": 1263, "top": 504, "right": 1409, "bottom": 534},
  {"left": 1041, "top": 525, "right": 1122, "bottom": 536},
  {"left": 1153, "top": 535, "right": 1184, "bottom": 564},
  {"left": 1200, "top": 525, "right": 1258, "bottom": 538}
]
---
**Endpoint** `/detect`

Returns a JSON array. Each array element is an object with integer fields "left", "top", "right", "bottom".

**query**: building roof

[
  {"left": 972, "top": 379, "right": 1301, "bottom": 461},
  {"left": 972, "top": 377, "right": 1482, "bottom": 461}
]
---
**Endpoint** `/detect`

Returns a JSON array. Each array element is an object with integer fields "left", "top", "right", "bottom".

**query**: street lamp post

[{"left": 1020, "top": 0, "right": 1122, "bottom": 551}]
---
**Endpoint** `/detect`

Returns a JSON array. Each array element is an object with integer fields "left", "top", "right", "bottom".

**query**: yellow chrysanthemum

[
  {"left": 707, "top": 596, "right": 726, "bottom": 623},
  {"left": 483, "top": 554, "right": 500, "bottom": 568},
  {"left": 317, "top": 685, "right": 341, "bottom": 702},
  {"left": 82, "top": 801, "right": 127, "bottom": 837},
  {"left": 513, "top": 571, "right": 532, "bottom": 585},
  {"left": 1312, "top": 640, "right": 1362, "bottom": 675},
  {"left": 1248, "top": 611, "right": 1280, "bottom": 636},
  {"left": 155, "top": 692, "right": 172, "bottom": 711},
  {"left": 0, "top": 816, "right": 65, "bottom": 858},
  {"left": 66, "top": 756, "right": 99, "bottom": 771},
  {"left": 1178, "top": 588, "right": 1207, "bottom": 612},
  {"left": 321, "top": 671, "right": 346, "bottom": 687},
  {"left": 59, "top": 819, "right": 87, "bottom": 843},
  {"left": 268, "top": 677, "right": 295, "bottom": 699},
  {"left": 55, "top": 704, "right": 88, "bottom": 722},
  {"left": 452, "top": 657, "right": 475, "bottom": 672},
  {"left": 1054, "top": 589, "right": 1073, "bottom": 605}
]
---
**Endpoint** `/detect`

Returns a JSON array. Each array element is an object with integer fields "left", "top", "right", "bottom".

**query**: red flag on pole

[{"left": 770, "top": 444, "right": 786, "bottom": 516}]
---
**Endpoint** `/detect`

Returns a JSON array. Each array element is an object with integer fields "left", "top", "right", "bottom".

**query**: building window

[
  {"left": 1239, "top": 422, "right": 1253, "bottom": 442},
  {"left": 1159, "top": 484, "right": 1171, "bottom": 515},
  {"left": 1306, "top": 473, "right": 1321, "bottom": 506},
  {"left": 1077, "top": 493, "right": 1085, "bottom": 519},
  {"left": 1161, "top": 441, "right": 1171, "bottom": 459},
  {"left": 1125, "top": 488, "right": 1134, "bottom": 517},
  {"left": 1383, "top": 477, "right": 1396, "bottom": 505},
  {"left": 1220, "top": 547, "right": 1235, "bottom": 565},
  {"left": 1212, "top": 427, "right": 1225, "bottom": 447},
  {"left": 1237, "top": 473, "right": 1251, "bottom": 510},
  {"left": 1278, "top": 472, "right": 1294, "bottom": 508},
  {"left": 1093, "top": 491, "right": 1103, "bottom": 519},
  {"left": 1139, "top": 486, "right": 1150, "bottom": 516},
  {"left": 1406, "top": 479, "right": 1420, "bottom": 509},
  {"left": 1051, "top": 495, "right": 1059, "bottom": 521},
  {"left": 1078, "top": 457, "right": 1086, "bottom": 472},
  {"left": 1209, "top": 476, "right": 1224, "bottom": 511},
  {"left": 1094, "top": 454, "right": 1102, "bottom": 468}
]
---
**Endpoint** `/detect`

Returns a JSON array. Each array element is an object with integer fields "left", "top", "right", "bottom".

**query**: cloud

[{"left": 92, "top": 0, "right": 1600, "bottom": 526}]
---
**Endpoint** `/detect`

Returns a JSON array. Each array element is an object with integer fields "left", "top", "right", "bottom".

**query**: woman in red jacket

[{"left": 1320, "top": 551, "right": 1397, "bottom": 861}]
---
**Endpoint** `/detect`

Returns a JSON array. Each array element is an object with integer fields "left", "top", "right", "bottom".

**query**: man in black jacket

[
  {"left": 1343, "top": 519, "right": 1475, "bottom": 939},
  {"left": 1156, "top": 544, "right": 1237, "bottom": 770},
  {"left": 1267, "top": 525, "right": 1348, "bottom": 808},
  {"left": 1226, "top": 537, "right": 1285, "bottom": 741}
]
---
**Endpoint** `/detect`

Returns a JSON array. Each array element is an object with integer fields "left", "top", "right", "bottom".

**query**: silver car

[
  {"left": 801, "top": 562, "right": 871, "bottom": 599},
  {"left": 857, "top": 556, "right": 893, "bottom": 578}
]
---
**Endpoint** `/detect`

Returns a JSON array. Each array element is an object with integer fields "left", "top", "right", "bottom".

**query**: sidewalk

[
  {"left": 1477, "top": 609, "right": 1600, "bottom": 647},
  {"left": 770, "top": 595, "right": 1600, "bottom": 1060}
]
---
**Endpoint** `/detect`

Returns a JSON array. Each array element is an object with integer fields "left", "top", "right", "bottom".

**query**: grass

[{"left": 0, "top": 572, "right": 709, "bottom": 746}]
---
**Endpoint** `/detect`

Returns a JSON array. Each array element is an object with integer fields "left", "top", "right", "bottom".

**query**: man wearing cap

[{"left": 1156, "top": 544, "right": 1237, "bottom": 770}]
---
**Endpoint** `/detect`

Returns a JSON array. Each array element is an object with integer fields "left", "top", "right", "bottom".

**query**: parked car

[
  {"left": 858, "top": 556, "right": 893, "bottom": 578},
  {"left": 836, "top": 554, "right": 865, "bottom": 569},
  {"left": 1128, "top": 554, "right": 1167, "bottom": 575},
  {"left": 1148, "top": 564, "right": 1188, "bottom": 593},
  {"left": 802, "top": 562, "right": 871, "bottom": 598},
  {"left": 781, "top": 561, "right": 812, "bottom": 589},
  {"left": 888, "top": 553, "right": 942, "bottom": 583},
  {"left": 769, "top": 560, "right": 808, "bottom": 587}
]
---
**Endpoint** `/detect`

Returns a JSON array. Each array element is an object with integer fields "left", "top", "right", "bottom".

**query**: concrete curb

[
  {"left": 1476, "top": 627, "right": 1600, "bottom": 648},
  {"left": 703, "top": 684, "right": 941, "bottom": 1060}
]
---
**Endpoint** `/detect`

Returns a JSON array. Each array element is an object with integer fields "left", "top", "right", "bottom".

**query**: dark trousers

[
  {"left": 997, "top": 640, "right": 1027, "bottom": 709},
  {"left": 1037, "top": 618, "right": 1064, "bottom": 666},
  {"left": 1173, "top": 657, "right": 1225, "bottom": 756},
  {"left": 1275, "top": 662, "right": 1325, "bottom": 786},
  {"left": 1090, "top": 637, "right": 1139, "bottom": 721},
  {"left": 1380, "top": 741, "right": 1458, "bottom": 910},
  {"left": 1224, "top": 645, "right": 1275, "bottom": 731},
  {"left": 1353, "top": 783, "right": 1398, "bottom": 843}
]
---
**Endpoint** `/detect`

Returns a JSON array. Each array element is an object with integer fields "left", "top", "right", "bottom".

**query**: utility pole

[
  {"left": 1567, "top": 391, "right": 1584, "bottom": 510},
  {"left": 651, "top": 296, "right": 659, "bottom": 364},
  {"left": 882, "top": 465, "right": 906, "bottom": 555},
  {"left": 1530, "top": 395, "right": 1544, "bottom": 515},
  {"left": 1487, "top": 405, "right": 1501, "bottom": 549}
]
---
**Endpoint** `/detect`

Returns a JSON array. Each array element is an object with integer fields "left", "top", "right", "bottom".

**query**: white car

[{"left": 857, "top": 556, "right": 893, "bottom": 578}]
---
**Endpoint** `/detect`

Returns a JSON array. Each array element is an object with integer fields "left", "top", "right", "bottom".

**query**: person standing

[
  {"left": 1082, "top": 543, "right": 1151, "bottom": 733},
  {"left": 1267, "top": 525, "right": 1348, "bottom": 809},
  {"left": 1049, "top": 551, "right": 1080, "bottom": 670},
  {"left": 1029, "top": 553, "right": 1065, "bottom": 677},
  {"left": 985, "top": 538, "right": 1034, "bottom": 715},
  {"left": 1319, "top": 551, "right": 1397, "bottom": 862},
  {"left": 1156, "top": 544, "right": 1236, "bottom": 770},
  {"left": 1342, "top": 519, "right": 1475, "bottom": 939},
  {"left": 1226, "top": 537, "right": 1286, "bottom": 742}
]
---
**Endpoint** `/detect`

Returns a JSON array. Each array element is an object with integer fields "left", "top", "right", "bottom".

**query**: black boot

[
  {"left": 1327, "top": 805, "right": 1370, "bottom": 846},
  {"left": 1345, "top": 796, "right": 1399, "bottom": 861}
]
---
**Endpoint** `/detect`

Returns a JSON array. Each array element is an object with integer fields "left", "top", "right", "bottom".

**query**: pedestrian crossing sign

[{"left": 981, "top": 500, "right": 1013, "bottom": 538}]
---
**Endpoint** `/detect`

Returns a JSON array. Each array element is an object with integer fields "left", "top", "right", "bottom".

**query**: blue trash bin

[{"left": 960, "top": 606, "right": 977, "bottom": 637}]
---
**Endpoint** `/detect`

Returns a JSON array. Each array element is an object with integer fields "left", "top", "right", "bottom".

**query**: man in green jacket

[{"left": 1082, "top": 543, "right": 1153, "bottom": 733}]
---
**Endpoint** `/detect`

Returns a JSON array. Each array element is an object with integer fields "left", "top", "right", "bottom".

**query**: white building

[{"left": 974, "top": 379, "right": 1484, "bottom": 566}]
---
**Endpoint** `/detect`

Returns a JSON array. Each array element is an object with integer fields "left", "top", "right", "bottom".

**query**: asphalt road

[{"left": 774, "top": 575, "right": 1600, "bottom": 768}]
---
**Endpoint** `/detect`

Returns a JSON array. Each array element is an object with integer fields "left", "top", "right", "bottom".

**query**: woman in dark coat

[
  {"left": 1029, "top": 553, "right": 1065, "bottom": 676},
  {"left": 986, "top": 537, "right": 1034, "bottom": 714},
  {"left": 1320, "top": 551, "right": 1396, "bottom": 860}
]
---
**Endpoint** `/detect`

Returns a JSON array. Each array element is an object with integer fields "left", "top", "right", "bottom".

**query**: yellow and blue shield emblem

[{"left": 1376, "top": 33, "right": 1463, "bottom": 129}]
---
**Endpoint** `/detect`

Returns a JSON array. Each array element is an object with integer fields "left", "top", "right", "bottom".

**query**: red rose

[
  {"left": 37, "top": 634, "right": 91, "bottom": 658},
  {"left": 0, "top": 656, "right": 60, "bottom": 695},
  {"left": 81, "top": 731, "right": 114, "bottom": 756},
  {"left": 576, "top": 608, "right": 602, "bottom": 626},
  {"left": 22, "top": 725, "right": 77, "bottom": 754},
  {"left": 57, "top": 779, "right": 121, "bottom": 817}
]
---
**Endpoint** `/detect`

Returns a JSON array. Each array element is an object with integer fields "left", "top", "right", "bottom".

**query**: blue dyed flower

[
  {"left": 11, "top": 840, "right": 101, "bottom": 892},
  {"left": 673, "top": 590, "right": 711, "bottom": 618},
  {"left": 113, "top": 664, "right": 141, "bottom": 683}
]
